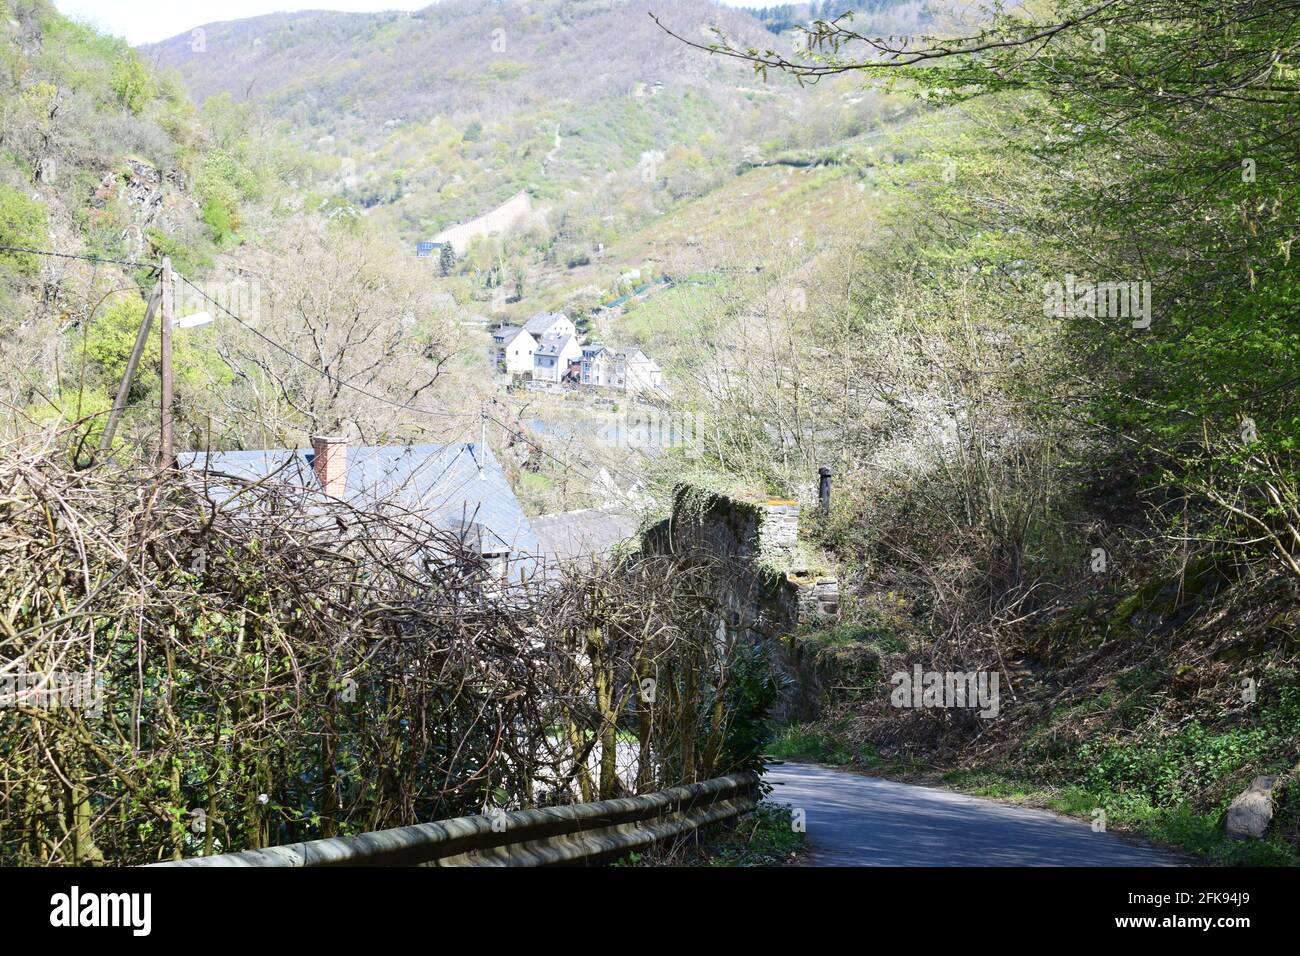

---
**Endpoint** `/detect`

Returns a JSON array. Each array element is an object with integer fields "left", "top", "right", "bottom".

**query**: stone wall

[
  {"left": 756, "top": 499, "right": 797, "bottom": 566},
  {"left": 796, "top": 577, "right": 841, "bottom": 622},
  {"left": 640, "top": 486, "right": 841, "bottom": 724},
  {"left": 641, "top": 486, "right": 839, "bottom": 643}
]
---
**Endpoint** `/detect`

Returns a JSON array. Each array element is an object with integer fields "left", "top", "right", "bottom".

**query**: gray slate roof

[
  {"left": 531, "top": 506, "right": 640, "bottom": 569},
  {"left": 534, "top": 334, "right": 574, "bottom": 357},
  {"left": 524, "top": 311, "right": 568, "bottom": 335},
  {"left": 178, "top": 443, "right": 542, "bottom": 580},
  {"left": 492, "top": 325, "right": 529, "bottom": 346}
]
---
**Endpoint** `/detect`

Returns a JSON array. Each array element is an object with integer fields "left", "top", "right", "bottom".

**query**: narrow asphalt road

[{"left": 766, "top": 762, "right": 1185, "bottom": 866}]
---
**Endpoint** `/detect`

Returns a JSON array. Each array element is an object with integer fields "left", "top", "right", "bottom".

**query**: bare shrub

[{"left": 0, "top": 427, "right": 774, "bottom": 865}]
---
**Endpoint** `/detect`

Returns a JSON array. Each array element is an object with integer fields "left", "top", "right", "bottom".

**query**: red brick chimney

[{"left": 311, "top": 435, "right": 348, "bottom": 498}]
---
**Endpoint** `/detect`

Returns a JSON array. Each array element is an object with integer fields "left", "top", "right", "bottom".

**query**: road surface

[{"left": 766, "top": 762, "right": 1184, "bottom": 866}]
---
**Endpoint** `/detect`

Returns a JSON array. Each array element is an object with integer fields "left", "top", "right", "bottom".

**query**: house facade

[
  {"left": 490, "top": 325, "right": 536, "bottom": 374},
  {"left": 532, "top": 333, "right": 582, "bottom": 383},
  {"left": 580, "top": 346, "right": 664, "bottom": 394}
]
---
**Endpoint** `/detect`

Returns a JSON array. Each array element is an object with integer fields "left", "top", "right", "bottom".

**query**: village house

[
  {"left": 532, "top": 332, "right": 582, "bottom": 384},
  {"left": 487, "top": 313, "right": 663, "bottom": 394},
  {"left": 490, "top": 324, "right": 537, "bottom": 374},
  {"left": 530, "top": 504, "right": 641, "bottom": 578},
  {"left": 580, "top": 345, "right": 664, "bottom": 394},
  {"left": 180, "top": 436, "right": 646, "bottom": 590},
  {"left": 179, "top": 437, "right": 544, "bottom": 587},
  {"left": 524, "top": 311, "right": 576, "bottom": 340}
]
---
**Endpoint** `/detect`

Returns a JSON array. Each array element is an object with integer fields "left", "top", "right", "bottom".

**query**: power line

[
  {"left": 485, "top": 412, "right": 645, "bottom": 491},
  {"left": 8, "top": 241, "right": 648, "bottom": 493},
  {"left": 0, "top": 244, "right": 158, "bottom": 270},
  {"left": 178, "top": 274, "right": 651, "bottom": 489}
]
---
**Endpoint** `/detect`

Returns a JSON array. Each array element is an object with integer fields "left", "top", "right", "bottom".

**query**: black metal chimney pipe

[{"left": 818, "top": 466, "right": 832, "bottom": 514}]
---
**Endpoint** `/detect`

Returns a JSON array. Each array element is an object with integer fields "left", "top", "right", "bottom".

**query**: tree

[
  {"left": 209, "top": 218, "right": 461, "bottom": 445},
  {"left": 0, "top": 185, "right": 47, "bottom": 276},
  {"left": 659, "top": 0, "right": 1300, "bottom": 577}
]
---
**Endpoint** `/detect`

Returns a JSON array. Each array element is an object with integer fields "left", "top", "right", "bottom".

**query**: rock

[{"left": 1225, "top": 776, "right": 1278, "bottom": 840}]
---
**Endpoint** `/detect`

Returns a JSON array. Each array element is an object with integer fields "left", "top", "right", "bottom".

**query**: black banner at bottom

[{"left": 0, "top": 865, "right": 1288, "bottom": 942}]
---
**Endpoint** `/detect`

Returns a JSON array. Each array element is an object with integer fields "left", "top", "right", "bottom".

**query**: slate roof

[
  {"left": 534, "top": 334, "right": 574, "bottom": 357},
  {"left": 609, "top": 347, "right": 656, "bottom": 367},
  {"left": 492, "top": 325, "right": 529, "bottom": 346},
  {"left": 177, "top": 442, "right": 542, "bottom": 581},
  {"left": 531, "top": 506, "right": 641, "bottom": 570},
  {"left": 524, "top": 311, "right": 568, "bottom": 336}
]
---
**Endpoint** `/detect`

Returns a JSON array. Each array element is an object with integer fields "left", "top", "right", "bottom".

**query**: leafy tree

[
  {"left": 109, "top": 53, "right": 155, "bottom": 114},
  {"left": 677, "top": 0, "right": 1300, "bottom": 576},
  {"left": 0, "top": 185, "right": 47, "bottom": 276},
  {"left": 81, "top": 295, "right": 228, "bottom": 400}
]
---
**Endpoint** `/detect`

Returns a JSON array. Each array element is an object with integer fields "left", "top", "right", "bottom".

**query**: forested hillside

[
  {"left": 142, "top": 1, "right": 919, "bottom": 352},
  {"left": 0, "top": 0, "right": 482, "bottom": 459},
  {"left": 671, "top": 0, "right": 1300, "bottom": 864},
  {"left": 144, "top": 0, "right": 810, "bottom": 238}
]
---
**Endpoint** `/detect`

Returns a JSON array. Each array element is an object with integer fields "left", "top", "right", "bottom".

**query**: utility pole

[
  {"left": 158, "top": 256, "right": 175, "bottom": 468},
  {"left": 478, "top": 411, "right": 487, "bottom": 481},
  {"left": 97, "top": 279, "right": 161, "bottom": 457}
]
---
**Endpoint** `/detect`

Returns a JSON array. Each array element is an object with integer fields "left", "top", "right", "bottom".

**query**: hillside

[
  {"left": 0, "top": 0, "right": 1297, "bottom": 880},
  {"left": 0, "top": 0, "right": 475, "bottom": 461},
  {"left": 140, "top": 2, "right": 930, "bottom": 391},
  {"left": 142, "top": 0, "right": 812, "bottom": 236},
  {"left": 0, "top": 0, "right": 253, "bottom": 437}
]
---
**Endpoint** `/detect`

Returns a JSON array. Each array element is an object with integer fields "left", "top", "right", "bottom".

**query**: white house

[
  {"left": 524, "top": 311, "right": 576, "bottom": 341},
  {"left": 532, "top": 333, "right": 582, "bottom": 384},
  {"left": 490, "top": 325, "right": 536, "bottom": 374},
  {"left": 580, "top": 346, "right": 664, "bottom": 394}
]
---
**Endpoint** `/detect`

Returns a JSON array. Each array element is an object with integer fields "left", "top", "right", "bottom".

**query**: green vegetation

[
  {"left": 619, "top": 802, "right": 806, "bottom": 866},
  {"left": 939, "top": 769, "right": 1298, "bottom": 868},
  {"left": 109, "top": 51, "right": 155, "bottom": 113},
  {"left": 691, "top": 802, "right": 806, "bottom": 866},
  {"left": 660, "top": 0, "right": 1300, "bottom": 863},
  {"left": 0, "top": 184, "right": 47, "bottom": 275},
  {"left": 0, "top": 0, "right": 294, "bottom": 449},
  {"left": 769, "top": 724, "right": 876, "bottom": 767},
  {"left": 2, "top": 0, "right": 1298, "bottom": 866}
]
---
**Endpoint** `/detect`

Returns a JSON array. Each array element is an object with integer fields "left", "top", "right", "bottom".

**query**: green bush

[
  {"left": 1075, "top": 674, "right": 1300, "bottom": 808},
  {"left": 720, "top": 641, "right": 784, "bottom": 775},
  {"left": 0, "top": 184, "right": 48, "bottom": 276},
  {"left": 768, "top": 722, "right": 875, "bottom": 767},
  {"left": 110, "top": 53, "right": 155, "bottom": 114}
]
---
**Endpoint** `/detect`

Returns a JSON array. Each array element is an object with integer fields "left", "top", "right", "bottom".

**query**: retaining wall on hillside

[{"left": 641, "top": 486, "right": 840, "bottom": 718}]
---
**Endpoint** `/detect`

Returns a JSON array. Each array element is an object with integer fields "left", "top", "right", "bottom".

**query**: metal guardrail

[{"left": 147, "top": 771, "right": 760, "bottom": 867}]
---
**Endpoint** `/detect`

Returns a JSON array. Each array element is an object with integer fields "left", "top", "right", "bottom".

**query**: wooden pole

[
  {"left": 97, "top": 280, "right": 161, "bottom": 457},
  {"left": 158, "top": 257, "right": 174, "bottom": 468}
]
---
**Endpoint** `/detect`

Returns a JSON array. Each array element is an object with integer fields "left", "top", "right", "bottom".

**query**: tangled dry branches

[{"left": 0, "top": 428, "right": 775, "bottom": 865}]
